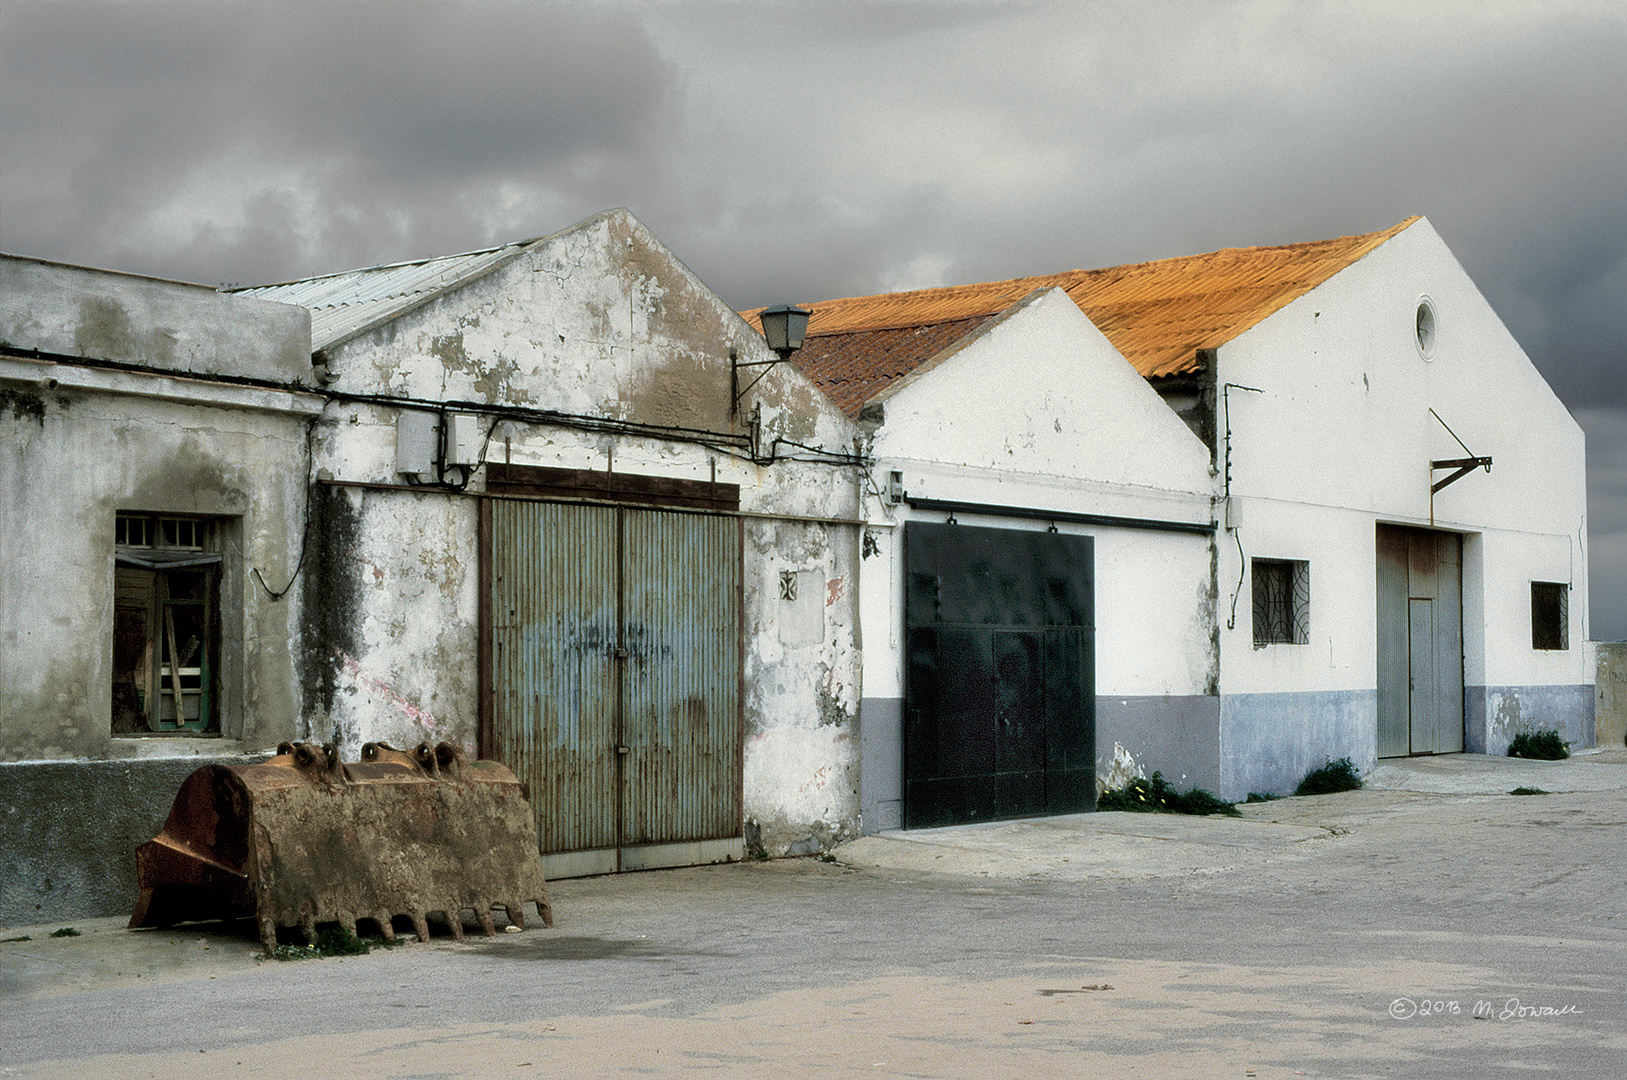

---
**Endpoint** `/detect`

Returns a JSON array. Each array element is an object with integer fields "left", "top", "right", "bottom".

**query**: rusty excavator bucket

[{"left": 130, "top": 741, "right": 553, "bottom": 953}]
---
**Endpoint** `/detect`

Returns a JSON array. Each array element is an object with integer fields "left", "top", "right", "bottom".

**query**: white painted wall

[
  {"left": 1218, "top": 217, "right": 1589, "bottom": 695},
  {"left": 859, "top": 288, "right": 1215, "bottom": 701},
  {"left": 1215, "top": 217, "right": 1590, "bottom": 778},
  {"left": 852, "top": 288, "right": 1220, "bottom": 815}
]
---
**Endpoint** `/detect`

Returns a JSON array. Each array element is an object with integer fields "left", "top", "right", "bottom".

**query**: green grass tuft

[
  {"left": 1244, "top": 792, "right": 1280, "bottom": 803},
  {"left": 1098, "top": 771, "right": 1240, "bottom": 816},
  {"left": 1509, "top": 786, "right": 1549, "bottom": 796},
  {"left": 1294, "top": 758, "right": 1363, "bottom": 796},
  {"left": 271, "top": 924, "right": 389, "bottom": 962},
  {"left": 49, "top": 927, "right": 80, "bottom": 938},
  {"left": 1507, "top": 728, "right": 1570, "bottom": 760}
]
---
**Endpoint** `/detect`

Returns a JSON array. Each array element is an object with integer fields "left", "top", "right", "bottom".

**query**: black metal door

[{"left": 903, "top": 522, "right": 1095, "bottom": 828}]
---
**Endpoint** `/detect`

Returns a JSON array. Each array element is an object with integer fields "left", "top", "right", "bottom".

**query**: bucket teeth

[{"left": 130, "top": 742, "right": 553, "bottom": 955}]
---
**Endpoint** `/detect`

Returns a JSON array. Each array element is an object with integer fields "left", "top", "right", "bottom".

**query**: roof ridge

[
  {"left": 235, "top": 236, "right": 544, "bottom": 293},
  {"left": 760, "top": 217, "right": 1419, "bottom": 337}
]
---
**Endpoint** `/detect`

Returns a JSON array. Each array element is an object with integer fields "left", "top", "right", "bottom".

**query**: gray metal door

[
  {"left": 491, "top": 500, "right": 741, "bottom": 876},
  {"left": 1376, "top": 525, "right": 1464, "bottom": 756},
  {"left": 903, "top": 522, "right": 1095, "bottom": 829}
]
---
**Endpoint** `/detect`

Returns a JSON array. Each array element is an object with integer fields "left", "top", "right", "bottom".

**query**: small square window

[
  {"left": 1531, "top": 582, "right": 1568, "bottom": 651},
  {"left": 1252, "top": 558, "right": 1309, "bottom": 646}
]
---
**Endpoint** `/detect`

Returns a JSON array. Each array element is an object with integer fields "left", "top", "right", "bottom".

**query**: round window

[{"left": 1415, "top": 296, "right": 1437, "bottom": 359}]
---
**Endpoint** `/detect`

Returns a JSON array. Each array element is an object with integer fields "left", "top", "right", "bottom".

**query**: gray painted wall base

[
  {"left": 861, "top": 693, "right": 1224, "bottom": 833},
  {"left": 859, "top": 696, "right": 902, "bottom": 835},
  {"left": 1465, "top": 684, "right": 1595, "bottom": 755},
  {"left": 0, "top": 756, "right": 266, "bottom": 925},
  {"left": 1096, "top": 695, "right": 1221, "bottom": 794},
  {"left": 1220, "top": 690, "right": 1377, "bottom": 801}
]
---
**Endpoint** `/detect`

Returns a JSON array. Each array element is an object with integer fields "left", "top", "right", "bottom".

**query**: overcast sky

[{"left": 4, "top": 0, "right": 1625, "bottom": 637}]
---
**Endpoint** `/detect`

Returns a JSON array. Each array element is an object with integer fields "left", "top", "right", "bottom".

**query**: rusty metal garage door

[
  {"left": 903, "top": 521, "right": 1095, "bottom": 829},
  {"left": 489, "top": 500, "right": 742, "bottom": 877}
]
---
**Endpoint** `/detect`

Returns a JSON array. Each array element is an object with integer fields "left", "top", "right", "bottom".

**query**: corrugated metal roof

[
  {"left": 236, "top": 238, "right": 542, "bottom": 350},
  {"left": 748, "top": 218, "right": 1417, "bottom": 416}
]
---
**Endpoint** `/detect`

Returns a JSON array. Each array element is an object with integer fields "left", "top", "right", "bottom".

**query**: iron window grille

[
  {"left": 1531, "top": 581, "right": 1569, "bottom": 651},
  {"left": 1252, "top": 558, "right": 1309, "bottom": 646}
]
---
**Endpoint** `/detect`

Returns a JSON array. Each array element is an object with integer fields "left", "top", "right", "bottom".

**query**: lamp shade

[{"left": 759, "top": 304, "right": 810, "bottom": 356}]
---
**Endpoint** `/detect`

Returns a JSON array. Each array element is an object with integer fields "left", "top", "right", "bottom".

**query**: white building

[
  {"left": 765, "top": 215, "right": 1592, "bottom": 822},
  {"left": 242, "top": 209, "right": 866, "bottom": 874}
]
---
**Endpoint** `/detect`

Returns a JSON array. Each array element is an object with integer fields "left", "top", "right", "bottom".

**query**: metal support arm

[{"left": 1430, "top": 456, "right": 1493, "bottom": 494}]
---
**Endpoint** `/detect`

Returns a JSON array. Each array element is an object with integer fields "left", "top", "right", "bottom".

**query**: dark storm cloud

[
  {"left": 4, "top": 0, "right": 1626, "bottom": 632},
  {"left": 0, "top": 1, "right": 677, "bottom": 283}
]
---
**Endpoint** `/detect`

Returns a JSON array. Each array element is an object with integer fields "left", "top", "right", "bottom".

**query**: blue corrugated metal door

[{"left": 491, "top": 501, "right": 742, "bottom": 876}]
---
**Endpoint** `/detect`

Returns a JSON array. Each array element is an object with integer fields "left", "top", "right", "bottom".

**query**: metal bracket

[
  {"left": 1428, "top": 408, "right": 1492, "bottom": 524},
  {"left": 1430, "top": 456, "right": 1493, "bottom": 495},
  {"left": 730, "top": 348, "right": 785, "bottom": 417}
]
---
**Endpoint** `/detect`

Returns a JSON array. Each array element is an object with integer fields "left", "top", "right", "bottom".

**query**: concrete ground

[{"left": 4, "top": 749, "right": 1627, "bottom": 1079}]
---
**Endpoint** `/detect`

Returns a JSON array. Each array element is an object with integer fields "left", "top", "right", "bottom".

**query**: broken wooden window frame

[{"left": 113, "top": 512, "right": 224, "bottom": 735}]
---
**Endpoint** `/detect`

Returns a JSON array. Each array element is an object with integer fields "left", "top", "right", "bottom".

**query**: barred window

[
  {"left": 1252, "top": 558, "right": 1309, "bottom": 646},
  {"left": 1531, "top": 582, "right": 1569, "bottom": 651}
]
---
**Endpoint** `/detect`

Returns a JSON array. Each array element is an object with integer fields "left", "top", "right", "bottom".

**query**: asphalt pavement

[{"left": 5, "top": 748, "right": 1627, "bottom": 1079}]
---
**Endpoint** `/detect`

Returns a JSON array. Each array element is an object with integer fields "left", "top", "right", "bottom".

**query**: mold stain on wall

[{"left": 298, "top": 483, "right": 364, "bottom": 739}]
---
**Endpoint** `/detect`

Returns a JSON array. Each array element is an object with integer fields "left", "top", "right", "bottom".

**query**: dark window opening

[
  {"left": 113, "top": 513, "right": 222, "bottom": 735},
  {"left": 1531, "top": 581, "right": 1569, "bottom": 651},
  {"left": 1252, "top": 558, "right": 1309, "bottom": 646}
]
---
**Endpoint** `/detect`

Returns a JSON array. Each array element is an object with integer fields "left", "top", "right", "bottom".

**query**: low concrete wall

[
  {"left": 1219, "top": 689, "right": 1377, "bottom": 801},
  {"left": 0, "top": 756, "right": 265, "bottom": 925},
  {"left": 1465, "top": 684, "right": 1595, "bottom": 755},
  {"left": 1594, "top": 644, "right": 1627, "bottom": 748}
]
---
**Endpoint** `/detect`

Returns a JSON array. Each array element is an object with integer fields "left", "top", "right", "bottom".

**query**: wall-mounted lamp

[
  {"left": 733, "top": 303, "right": 811, "bottom": 415},
  {"left": 758, "top": 304, "right": 810, "bottom": 359}
]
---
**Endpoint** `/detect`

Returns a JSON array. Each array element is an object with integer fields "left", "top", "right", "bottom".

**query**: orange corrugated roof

[{"left": 746, "top": 218, "right": 1417, "bottom": 416}]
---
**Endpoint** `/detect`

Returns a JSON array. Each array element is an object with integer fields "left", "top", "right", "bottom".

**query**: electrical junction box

[
  {"left": 396, "top": 411, "right": 439, "bottom": 479},
  {"left": 443, "top": 412, "right": 484, "bottom": 467}
]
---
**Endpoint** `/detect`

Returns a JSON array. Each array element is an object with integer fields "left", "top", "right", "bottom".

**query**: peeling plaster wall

[
  {"left": 0, "top": 383, "right": 311, "bottom": 761},
  {"left": 306, "top": 210, "right": 863, "bottom": 855},
  {"left": 298, "top": 483, "right": 480, "bottom": 755},
  {"left": 853, "top": 288, "right": 1218, "bottom": 829},
  {"left": 1215, "top": 218, "right": 1592, "bottom": 791}
]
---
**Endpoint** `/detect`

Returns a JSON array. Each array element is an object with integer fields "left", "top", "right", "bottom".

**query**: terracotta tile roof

[
  {"left": 745, "top": 218, "right": 1417, "bottom": 416},
  {"left": 787, "top": 316, "right": 997, "bottom": 417}
]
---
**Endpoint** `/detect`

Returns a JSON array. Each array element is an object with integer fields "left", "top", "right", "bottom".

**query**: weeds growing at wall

[
  {"left": 1097, "top": 772, "right": 1240, "bottom": 816},
  {"left": 1294, "top": 758, "right": 1363, "bottom": 796},
  {"left": 1507, "top": 728, "right": 1570, "bottom": 760}
]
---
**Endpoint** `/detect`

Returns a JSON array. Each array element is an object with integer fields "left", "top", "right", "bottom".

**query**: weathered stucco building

[
  {"left": 240, "top": 208, "right": 866, "bottom": 876},
  {"left": 1, "top": 254, "right": 319, "bottom": 921},
  {"left": 768, "top": 215, "right": 1593, "bottom": 819},
  {"left": 3, "top": 210, "right": 867, "bottom": 921},
  {"left": 1, "top": 210, "right": 1595, "bottom": 921}
]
